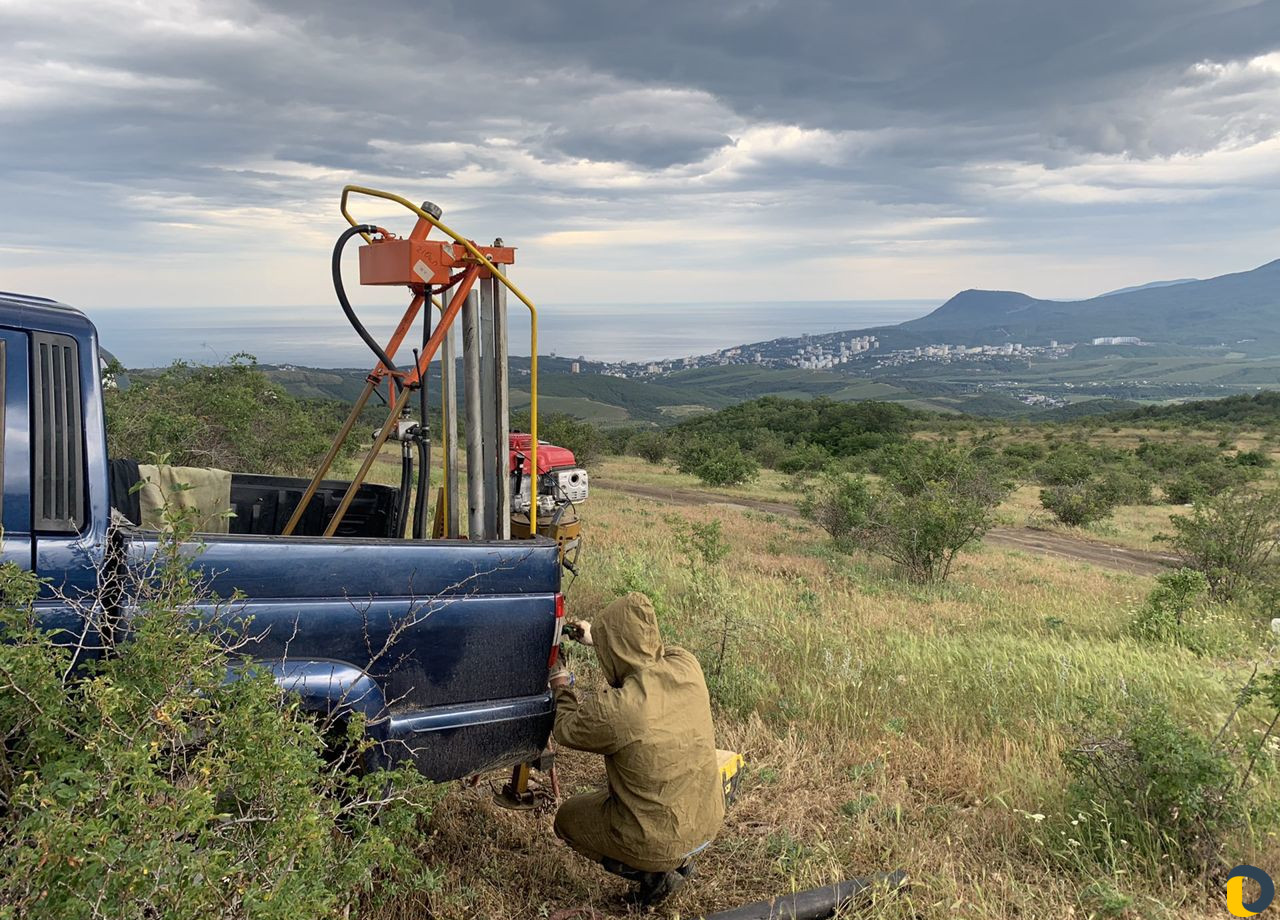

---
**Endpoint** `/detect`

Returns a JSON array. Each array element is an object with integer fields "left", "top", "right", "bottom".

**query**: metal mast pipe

[
  {"left": 440, "top": 304, "right": 460, "bottom": 537},
  {"left": 462, "top": 289, "right": 487, "bottom": 539}
]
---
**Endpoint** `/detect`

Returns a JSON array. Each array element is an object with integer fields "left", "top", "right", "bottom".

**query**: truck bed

[
  {"left": 227, "top": 472, "right": 399, "bottom": 538},
  {"left": 109, "top": 460, "right": 401, "bottom": 538}
]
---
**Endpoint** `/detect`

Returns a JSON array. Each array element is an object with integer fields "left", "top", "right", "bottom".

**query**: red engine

[
  {"left": 509, "top": 433, "right": 577, "bottom": 475},
  {"left": 508, "top": 433, "right": 589, "bottom": 515}
]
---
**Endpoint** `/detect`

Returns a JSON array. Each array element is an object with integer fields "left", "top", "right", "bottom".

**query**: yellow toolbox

[{"left": 717, "top": 749, "right": 745, "bottom": 808}]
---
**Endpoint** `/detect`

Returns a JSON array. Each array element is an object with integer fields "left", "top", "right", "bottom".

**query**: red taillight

[{"left": 548, "top": 593, "right": 566, "bottom": 668}]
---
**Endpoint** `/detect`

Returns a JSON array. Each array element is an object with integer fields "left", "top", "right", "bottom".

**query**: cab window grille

[{"left": 32, "top": 332, "right": 85, "bottom": 532}]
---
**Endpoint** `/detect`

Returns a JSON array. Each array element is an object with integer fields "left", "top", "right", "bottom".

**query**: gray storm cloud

[{"left": 0, "top": 0, "right": 1278, "bottom": 307}]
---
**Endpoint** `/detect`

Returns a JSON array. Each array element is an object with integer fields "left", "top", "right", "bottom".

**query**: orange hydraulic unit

[{"left": 358, "top": 237, "right": 516, "bottom": 288}]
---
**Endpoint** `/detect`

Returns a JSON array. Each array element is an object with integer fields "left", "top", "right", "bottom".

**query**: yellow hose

[{"left": 341, "top": 185, "right": 539, "bottom": 533}]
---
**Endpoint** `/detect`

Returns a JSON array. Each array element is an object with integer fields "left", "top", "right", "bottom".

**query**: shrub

[
  {"left": 515, "top": 412, "right": 602, "bottom": 468},
  {"left": 1128, "top": 568, "right": 1211, "bottom": 653},
  {"left": 1000, "top": 441, "right": 1047, "bottom": 475},
  {"left": 1162, "top": 486, "right": 1280, "bottom": 600},
  {"left": 666, "top": 517, "right": 762, "bottom": 715},
  {"left": 1135, "top": 440, "right": 1221, "bottom": 474},
  {"left": 0, "top": 529, "right": 438, "bottom": 919},
  {"left": 1063, "top": 701, "right": 1238, "bottom": 872},
  {"left": 629, "top": 430, "right": 670, "bottom": 464},
  {"left": 1235, "top": 449, "right": 1273, "bottom": 468},
  {"left": 672, "top": 396, "right": 915, "bottom": 458},
  {"left": 748, "top": 430, "right": 788, "bottom": 469},
  {"left": 1037, "top": 445, "right": 1103, "bottom": 486},
  {"left": 801, "top": 444, "right": 1011, "bottom": 583},
  {"left": 1162, "top": 460, "right": 1248, "bottom": 505},
  {"left": 105, "top": 355, "right": 351, "bottom": 476},
  {"left": 1096, "top": 466, "right": 1155, "bottom": 505},
  {"left": 798, "top": 471, "right": 875, "bottom": 543},
  {"left": 676, "top": 437, "right": 759, "bottom": 487},
  {"left": 598, "top": 426, "right": 636, "bottom": 456},
  {"left": 1040, "top": 481, "right": 1119, "bottom": 527},
  {"left": 776, "top": 441, "right": 830, "bottom": 474}
]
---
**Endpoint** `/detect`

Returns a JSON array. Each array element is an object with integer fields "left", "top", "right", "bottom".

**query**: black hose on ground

[
  {"left": 695, "top": 871, "right": 907, "bottom": 920},
  {"left": 333, "top": 223, "right": 397, "bottom": 374}
]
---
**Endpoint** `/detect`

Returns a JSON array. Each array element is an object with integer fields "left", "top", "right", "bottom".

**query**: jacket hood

[{"left": 594, "top": 593, "right": 664, "bottom": 688}]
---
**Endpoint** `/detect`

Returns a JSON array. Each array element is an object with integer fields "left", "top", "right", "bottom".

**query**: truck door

[
  {"left": 19, "top": 329, "right": 107, "bottom": 660},
  {"left": 0, "top": 330, "right": 31, "bottom": 572}
]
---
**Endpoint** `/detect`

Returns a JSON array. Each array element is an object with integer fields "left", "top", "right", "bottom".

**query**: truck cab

[{"left": 0, "top": 291, "right": 563, "bottom": 781}]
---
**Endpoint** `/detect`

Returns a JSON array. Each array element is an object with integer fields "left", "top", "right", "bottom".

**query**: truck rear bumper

[{"left": 378, "top": 691, "right": 555, "bottom": 782}]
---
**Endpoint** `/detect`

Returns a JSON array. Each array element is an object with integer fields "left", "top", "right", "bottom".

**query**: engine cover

[{"left": 554, "top": 468, "right": 589, "bottom": 503}]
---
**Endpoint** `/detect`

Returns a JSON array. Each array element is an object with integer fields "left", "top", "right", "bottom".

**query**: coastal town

[{"left": 585, "top": 332, "right": 1093, "bottom": 379}]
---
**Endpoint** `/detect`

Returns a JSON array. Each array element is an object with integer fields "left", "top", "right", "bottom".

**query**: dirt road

[{"left": 593, "top": 478, "right": 1176, "bottom": 576}]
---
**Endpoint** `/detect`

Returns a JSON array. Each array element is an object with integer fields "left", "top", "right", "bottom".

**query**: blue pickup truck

[{"left": 0, "top": 290, "right": 563, "bottom": 780}]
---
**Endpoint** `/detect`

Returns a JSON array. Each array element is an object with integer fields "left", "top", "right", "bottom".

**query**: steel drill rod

[
  {"left": 322, "top": 385, "right": 414, "bottom": 538},
  {"left": 441, "top": 308, "right": 459, "bottom": 536},
  {"left": 281, "top": 378, "right": 376, "bottom": 536},
  {"left": 695, "top": 871, "right": 907, "bottom": 920}
]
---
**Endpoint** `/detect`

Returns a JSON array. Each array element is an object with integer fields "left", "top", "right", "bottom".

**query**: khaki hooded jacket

[{"left": 553, "top": 593, "right": 724, "bottom": 869}]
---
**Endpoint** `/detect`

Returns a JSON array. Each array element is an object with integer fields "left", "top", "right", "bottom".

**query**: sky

[{"left": 2, "top": 0, "right": 1280, "bottom": 327}]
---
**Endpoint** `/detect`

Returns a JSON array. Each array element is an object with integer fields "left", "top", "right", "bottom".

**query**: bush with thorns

[{"left": 0, "top": 512, "right": 441, "bottom": 920}]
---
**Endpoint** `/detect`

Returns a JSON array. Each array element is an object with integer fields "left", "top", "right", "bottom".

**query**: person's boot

[
  {"left": 601, "top": 857, "right": 645, "bottom": 883},
  {"left": 633, "top": 869, "right": 685, "bottom": 908}
]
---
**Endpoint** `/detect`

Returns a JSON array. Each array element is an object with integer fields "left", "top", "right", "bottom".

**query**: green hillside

[
  {"left": 1100, "top": 392, "right": 1280, "bottom": 428},
  {"left": 247, "top": 257, "right": 1280, "bottom": 426}
]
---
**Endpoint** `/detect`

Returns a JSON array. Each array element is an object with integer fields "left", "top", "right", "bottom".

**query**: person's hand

[
  {"left": 566, "top": 620, "right": 593, "bottom": 646},
  {"left": 548, "top": 666, "right": 571, "bottom": 690}
]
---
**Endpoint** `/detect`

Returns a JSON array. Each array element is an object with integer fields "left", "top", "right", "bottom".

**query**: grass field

[
  {"left": 996, "top": 485, "right": 1181, "bottom": 553},
  {"left": 361, "top": 464, "right": 1279, "bottom": 920},
  {"left": 592, "top": 455, "right": 802, "bottom": 505}
]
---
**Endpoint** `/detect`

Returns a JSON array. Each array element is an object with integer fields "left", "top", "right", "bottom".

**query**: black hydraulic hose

[
  {"left": 413, "top": 439, "right": 430, "bottom": 539},
  {"left": 695, "top": 871, "right": 906, "bottom": 920},
  {"left": 333, "top": 224, "right": 397, "bottom": 374},
  {"left": 395, "top": 440, "right": 413, "bottom": 537}
]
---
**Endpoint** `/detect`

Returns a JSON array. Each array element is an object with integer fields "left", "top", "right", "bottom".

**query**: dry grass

[
  {"left": 366, "top": 482, "right": 1277, "bottom": 920},
  {"left": 997, "top": 485, "right": 1181, "bottom": 553},
  {"left": 592, "top": 455, "right": 801, "bottom": 505}
]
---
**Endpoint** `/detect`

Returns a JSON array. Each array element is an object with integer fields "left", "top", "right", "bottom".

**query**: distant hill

[
  {"left": 240, "top": 258, "right": 1280, "bottom": 426},
  {"left": 1099, "top": 392, "right": 1280, "bottom": 428},
  {"left": 1096, "top": 278, "right": 1197, "bottom": 298},
  {"left": 873, "top": 258, "right": 1280, "bottom": 354}
]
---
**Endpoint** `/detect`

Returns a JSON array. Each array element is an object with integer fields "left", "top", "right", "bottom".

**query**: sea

[{"left": 91, "top": 299, "right": 940, "bottom": 368}]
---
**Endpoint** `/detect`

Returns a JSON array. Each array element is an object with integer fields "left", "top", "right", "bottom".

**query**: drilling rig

[{"left": 284, "top": 186, "right": 586, "bottom": 567}]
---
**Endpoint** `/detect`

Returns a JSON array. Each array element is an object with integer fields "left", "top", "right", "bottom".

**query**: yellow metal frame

[{"left": 341, "top": 185, "right": 540, "bottom": 533}]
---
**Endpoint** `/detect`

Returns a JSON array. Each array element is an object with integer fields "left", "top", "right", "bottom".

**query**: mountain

[
  {"left": 253, "top": 259, "right": 1280, "bottom": 425},
  {"left": 1096, "top": 278, "right": 1197, "bottom": 298},
  {"left": 881, "top": 258, "right": 1280, "bottom": 354}
]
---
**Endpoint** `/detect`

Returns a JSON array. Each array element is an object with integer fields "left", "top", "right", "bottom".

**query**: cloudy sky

[{"left": 3, "top": 0, "right": 1279, "bottom": 322}]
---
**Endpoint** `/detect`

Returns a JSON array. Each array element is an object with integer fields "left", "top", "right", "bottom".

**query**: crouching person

[{"left": 549, "top": 593, "right": 724, "bottom": 908}]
